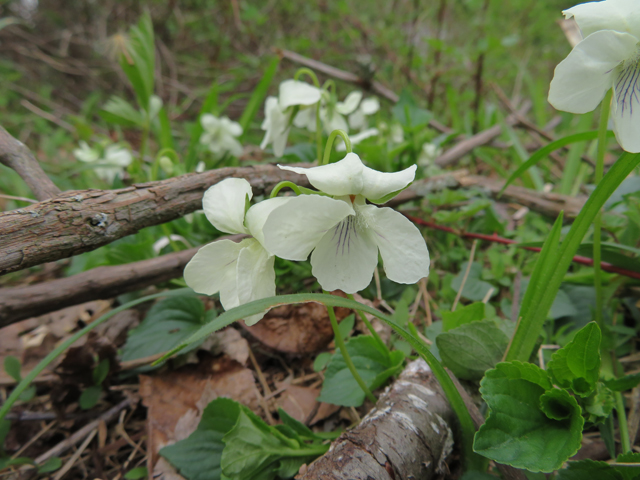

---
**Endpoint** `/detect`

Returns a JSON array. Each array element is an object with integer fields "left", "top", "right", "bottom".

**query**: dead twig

[
  {"left": 0, "top": 125, "right": 61, "bottom": 201},
  {"left": 0, "top": 164, "right": 308, "bottom": 275}
]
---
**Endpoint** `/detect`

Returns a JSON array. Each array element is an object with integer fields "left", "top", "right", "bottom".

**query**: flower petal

[
  {"left": 221, "top": 117, "right": 243, "bottom": 137},
  {"left": 236, "top": 240, "right": 276, "bottom": 325},
  {"left": 279, "top": 152, "right": 365, "bottom": 196},
  {"left": 348, "top": 109, "right": 366, "bottom": 131},
  {"left": 336, "top": 91, "right": 363, "bottom": 115},
  {"left": 322, "top": 108, "right": 349, "bottom": 135},
  {"left": 279, "top": 80, "right": 322, "bottom": 109},
  {"left": 262, "top": 195, "right": 354, "bottom": 261},
  {"left": 360, "top": 164, "right": 417, "bottom": 202},
  {"left": 261, "top": 96, "right": 291, "bottom": 157},
  {"left": 310, "top": 215, "right": 379, "bottom": 294},
  {"left": 564, "top": 0, "right": 640, "bottom": 39},
  {"left": 360, "top": 97, "right": 380, "bottom": 115},
  {"left": 293, "top": 107, "right": 317, "bottom": 131},
  {"left": 202, "top": 178, "right": 252, "bottom": 234},
  {"left": 360, "top": 205, "right": 430, "bottom": 284},
  {"left": 184, "top": 239, "right": 248, "bottom": 310},
  {"left": 548, "top": 30, "right": 637, "bottom": 114},
  {"left": 612, "top": 60, "right": 640, "bottom": 153},
  {"left": 200, "top": 113, "right": 219, "bottom": 132},
  {"left": 244, "top": 196, "right": 292, "bottom": 248}
]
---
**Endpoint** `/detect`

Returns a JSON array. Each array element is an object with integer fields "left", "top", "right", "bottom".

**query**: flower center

[
  {"left": 331, "top": 215, "right": 358, "bottom": 256},
  {"left": 615, "top": 52, "right": 640, "bottom": 117}
]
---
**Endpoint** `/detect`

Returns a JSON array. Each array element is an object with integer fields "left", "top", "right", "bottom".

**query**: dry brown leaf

[
  {"left": 275, "top": 382, "right": 340, "bottom": 426},
  {"left": 139, "top": 355, "right": 260, "bottom": 477},
  {"left": 241, "top": 294, "right": 352, "bottom": 354},
  {"left": 214, "top": 327, "right": 250, "bottom": 366}
]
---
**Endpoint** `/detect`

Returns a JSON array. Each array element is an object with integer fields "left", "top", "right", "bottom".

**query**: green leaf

[
  {"left": 506, "top": 152, "right": 640, "bottom": 363},
  {"left": 392, "top": 90, "right": 432, "bottom": 129},
  {"left": 474, "top": 361, "right": 583, "bottom": 472},
  {"left": 0, "top": 457, "right": 35, "bottom": 469},
  {"left": 277, "top": 409, "right": 321, "bottom": 441},
  {"left": 547, "top": 322, "right": 601, "bottom": 397},
  {"left": 556, "top": 460, "right": 624, "bottom": 480},
  {"left": 37, "top": 457, "right": 62, "bottom": 474},
  {"left": 119, "top": 12, "right": 155, "bottom": 110},
  {"left": 312, "top": 352, "right": 332, "bottom": 372},
  {"left": 604, "top": 372, "right": 640, "bottom": 392},
  {"left": 161, "top": 398, "right": 241, "bottom": 480},
  {"left": 451, "top": 262, "right": 497, "bottom": 302},
  {"left": 575, "top": 242, "right": 640, "bottom": 274},
  {"left": 540, "top": 388, "right": 576, "bottom": 421},
  {"left": 317, "top": 336, "right": 405, "bottom": 406},
  {"left": 615, "top": 453, "right": 640, "bottom": 480},
  {"left": 442, "top": 302, "right": 485, "bottom": 332},
  {"left": 79, "top": 386, "right": 102, "bottom": 410},
  {"left": 92, "top": 358, "right": 110, "bottom": 386},
  {"left": 185, "top": 82, "right": 219, "bottom": 171},
  {"left": 239, "top": 56, "right": 280, "bottom": 136},
  {"left": 222, "top": 407, "right": 325, "bottom": 480},
  {"left": 124, "top": 466, "right": 148, "bottom": 480},
  {"left": 157, "top": 107, "right": 175, "bottom": 150},
  {"left": 121, "top": 295, "right": 209, "bottom": 363},
  {"left": 4, "top": 356, "right": 22, "bottom": 382},
  {"left": 101, "top": 96, "right": 144, "bottom": 127},
  {"left": 437, "top": 320, "right": 509, "bottom": 380},
  {"left": 500, "top": 130, "right": 614, "bottom": 194},
  {"left": 583, "top": 382, "right": 615, "bottom": 424}
]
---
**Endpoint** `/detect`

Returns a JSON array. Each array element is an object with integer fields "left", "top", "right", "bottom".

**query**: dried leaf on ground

[
  {"left": 139, "top": 355, "right": 260, "bottom": 478},
  {"left": 241, "top": 296, "right": 352, "bottom": 354},
  {"left": 275, "top": 382, "right": 340, "bottom": 425}
]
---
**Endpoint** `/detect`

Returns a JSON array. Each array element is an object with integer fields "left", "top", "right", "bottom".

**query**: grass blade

[{"left": 238, "top": 56, "right": 280, "bottom": 137}]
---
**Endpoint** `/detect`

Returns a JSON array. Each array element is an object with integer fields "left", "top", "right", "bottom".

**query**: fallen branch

[
  {"left": 389, "top": 170, "right": 586, "bottom": 219},
  {"left": 0, "top": 165, "right": 306, "bottom": 275},
  {"left": 434, "top": 101, "right": 531, "bottom": 167},
  {"left": 0, "top": 125, "right": 61, "bottom": 201},
  {"left": 297, "top": 359, "right": 456, "bottom": 480}
]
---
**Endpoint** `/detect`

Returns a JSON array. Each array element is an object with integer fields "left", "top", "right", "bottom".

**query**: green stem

[
  {"left": 315, "top": 102, "right": 322, "bottom": 163},
  {"left": 615, "top": 390, "right": 631, "bottom": 453},
  {"left": 270, "top": 181, "right": 302, "bottom": 198},
  {"left": 322, "top": 79, "right": 336, "bottom": 94},
  {"left": 321, "top": 130, "right": 352, "bottom": 165},
  {"left": 594, "top": 89, "right": 612, "bottom": 328},
  {"left": 161, "top": 224, "right": 182, "bottom": 252},
  {"left": 346, "top": 293, "right": 388, "bottom": 353},
  {"left": 324, "top": 292, "right": 377, "bottom": 404},
  {"left": 294, "top": 68, "right": 321, "bottom": 88},
  {"left": 0, "top": 288, "right": 192, "bottom": 422}
]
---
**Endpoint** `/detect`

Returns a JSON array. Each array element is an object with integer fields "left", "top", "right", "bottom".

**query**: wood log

[
  {"left": 0, "top": 165, "right": 306, "bottom": 276},
  {"left": 297, "top": 359, "right": 457, "bottom": 480}
]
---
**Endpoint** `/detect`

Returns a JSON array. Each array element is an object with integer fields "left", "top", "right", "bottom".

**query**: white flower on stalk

[
  {"left": 262, "top": 153, "right": 430, "bottom": 294},
  {"left": 183, "top": 178, "right": 289, "bottom": 325},
  {"left": 418, "top": 143, "right": 442, "bottom": 166},
  {"left": 261, "top": 80, "right": 322, "bottom": 157},
  {"left": 73, "top": 141, "right": 132, "bottom": 183},
  {"left": 199, "top": 114, "right": 244, "bottom": 157},
  {"left": 548, "top": 0, "right": 640, "bottom": 152},
  {"left": 348, "top": 97, "right": 380, "bottom": 131},
  {"left": 319, "top": 91, "right": 362, "bottom": 135}
]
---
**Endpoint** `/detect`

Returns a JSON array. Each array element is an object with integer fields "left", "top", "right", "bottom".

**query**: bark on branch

[
  {"left": 0, "top": 165, "right": 306, "bottom": 276},
  {"left": 0, "top": 125, "right": 61, "bottom": 201},
  {"left": 297, "top": 359, "right": 457, "bottom": 480}
]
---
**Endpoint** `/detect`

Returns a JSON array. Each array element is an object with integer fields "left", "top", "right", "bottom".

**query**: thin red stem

[{"left": 404, "top": 213, "right": 640, "bottom": 281}]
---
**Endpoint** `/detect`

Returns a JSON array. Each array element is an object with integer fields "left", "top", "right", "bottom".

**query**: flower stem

[
  {"left": 270, "top": 181, "right": 302, "bottom": 198},
  {"left": 594, "top": 89, "right": 612, "bottom": 328},
  {"left": 324, "top": 292, "right": 377, "bottom": 404},
  {"left": 294, "top": 68, "right": 321, "bottom": 88},
  {"left": 321, "top": 129, "right": 352, "bottom": 165},
  {"left": 615, "top": 390, "right": 631, "bottom": 453},
  {"left": 346, "top": 293, "right": 388, "bottom": 353}
]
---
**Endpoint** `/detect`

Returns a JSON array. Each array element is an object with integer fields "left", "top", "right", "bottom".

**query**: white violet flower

[
  {"left": 184, "top": 178, "right": 290, "bottom": 325},
  {"left": 73, "top": 141, "right": 132, "bottom": 183},
  {"left": 261, "top": 80, "right": 322, "bottom": 157},
  {"left": 199, "top": 114, "right": 244, "bottom": 157},
  {"left": 348, "top": 96, "right": 380, "bottom": 131},
  {"left": 548, "top": 0, "right": 640, "bottom": 152},
  {"left": 262, "top": 153, "right": 430, "bottom": 294},
  {"left": 336, "top": 128, "right": 379, "bottom": 152}
]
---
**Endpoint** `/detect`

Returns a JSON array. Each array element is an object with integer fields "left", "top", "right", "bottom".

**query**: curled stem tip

[
  {"left": 322, "top": 129, "right": 352, "bottom": 165},
  {"left": 294, "top": 68, "right": 320, "bottom": 88},
  {"left": 270, "top": 181, "right": 302, "bottom": 198}
]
